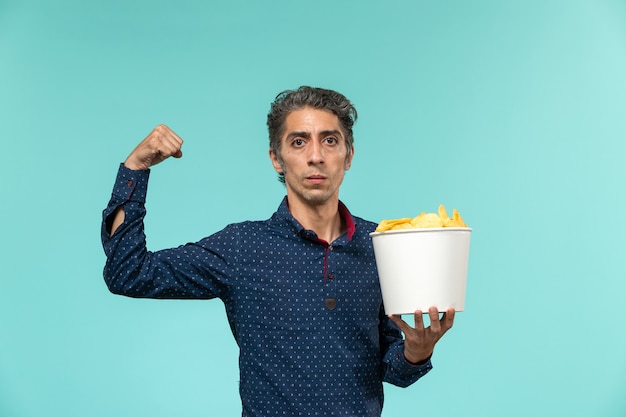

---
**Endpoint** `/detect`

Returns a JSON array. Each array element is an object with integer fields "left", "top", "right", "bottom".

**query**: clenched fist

[{"left": 124, "top": 124, "right": 184, "bottom": 170}]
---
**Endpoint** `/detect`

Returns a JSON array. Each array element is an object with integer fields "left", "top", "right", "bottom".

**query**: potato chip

[
  {"left": 375, "top": 204, "right": 468, "bottom": 232},
  {"left": 374, "top": 218, "right": 413, "bottom": 232},
  {"left": 450, "top": 208, "right": 467, "bottom": 227},
  {"left": 411, "top": 212, "right": 443, "bottom": 228}
]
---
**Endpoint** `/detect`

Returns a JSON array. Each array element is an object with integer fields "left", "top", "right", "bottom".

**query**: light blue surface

[{"left": 1, "top": 1, "right": 625, "bottom": 416}]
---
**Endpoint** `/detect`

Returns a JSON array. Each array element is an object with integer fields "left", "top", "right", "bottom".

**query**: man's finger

[
  {"left": 428, "top": 307, "right": 441, "bottom": 333},
  {"left": 163, "top": 130, "right": 184, "bottom": 149},
  {"left": 441, "top": 308, "right": 455, "bottom": 331},
  {"left": 413, "top": 310, "right": 425, "bottom": 332},
  {"left": 388, "top": 314, "right": 414, "bottom": 335},
  {"left": 162, "top": 124, "right": 184, "bottom": 145}
]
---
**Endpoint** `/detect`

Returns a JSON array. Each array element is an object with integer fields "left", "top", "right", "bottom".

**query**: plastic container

[{"left": 370, "top": 227, "right": 471, "bottom": 315}]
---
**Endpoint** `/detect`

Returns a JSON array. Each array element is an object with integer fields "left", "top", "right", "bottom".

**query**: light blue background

[{"left": 1, "top": 0, "right": 625, "bottom": 416}]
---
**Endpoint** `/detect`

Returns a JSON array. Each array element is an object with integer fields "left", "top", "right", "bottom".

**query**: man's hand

[
  {"left": 124, "top": 124, "right": 184, "bottom": 170},
  {"left": 389, "top": 306, "right": 455, "bottom": 364}
]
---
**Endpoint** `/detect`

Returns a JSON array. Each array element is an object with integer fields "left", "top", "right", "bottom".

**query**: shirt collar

[
  {"left": 338, "top": 200, "right": 356, "bottom": 241},
  {"left": 274, "top": 197, "right": 356, "bottom": 242}
]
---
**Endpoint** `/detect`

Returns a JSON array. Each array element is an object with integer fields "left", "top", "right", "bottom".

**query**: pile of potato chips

[{"left": 375, "top": 204, "right": 468, "bottom": 232}]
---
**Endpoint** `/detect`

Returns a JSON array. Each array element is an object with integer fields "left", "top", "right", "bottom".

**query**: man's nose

[{"left": 308, "top": 141, "right": 324, "bottom": 164}]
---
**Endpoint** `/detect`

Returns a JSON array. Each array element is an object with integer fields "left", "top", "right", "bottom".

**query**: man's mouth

[{"left": 306, "top": 174, "right": 326, "bottom": 184}]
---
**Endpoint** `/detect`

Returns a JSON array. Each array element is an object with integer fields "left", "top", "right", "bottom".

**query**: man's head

[{"left": 267, "top": 86, "right": 357, "bottom": 184}]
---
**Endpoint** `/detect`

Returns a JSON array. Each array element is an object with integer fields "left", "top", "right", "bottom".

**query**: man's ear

[
  {"left": 344, "top": 146, "right": 355, "bottom": 170},
  {"left": 269, "top": 149, "right": 283, "bottom": 173}
]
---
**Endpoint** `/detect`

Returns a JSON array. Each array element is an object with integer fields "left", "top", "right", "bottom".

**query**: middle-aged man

[{"left": 101, "top": 86, "right": 455, "bottom": 416}]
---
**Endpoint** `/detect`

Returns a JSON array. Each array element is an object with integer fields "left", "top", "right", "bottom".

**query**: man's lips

[{"left": 306, "top": 174, "right": 327, "bottom": 184}]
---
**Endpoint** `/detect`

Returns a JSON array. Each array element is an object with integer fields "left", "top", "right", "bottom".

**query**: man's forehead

[{"left": 283, "top": 107, "right": 342, "bottom": 134}]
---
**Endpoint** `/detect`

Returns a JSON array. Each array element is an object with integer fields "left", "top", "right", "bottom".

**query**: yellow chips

[{"left": 375, "top": 204, "right": 468, "bottom": 232}]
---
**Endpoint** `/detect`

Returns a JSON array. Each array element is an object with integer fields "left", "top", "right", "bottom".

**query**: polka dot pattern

[{"left": 102, "top": 164, "right": 433, "bottom": 416}]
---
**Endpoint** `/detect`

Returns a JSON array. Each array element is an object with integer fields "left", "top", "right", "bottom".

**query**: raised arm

[
  {"left": 108, "top": 124, "right": 184, "bottom": 236},
  {"left": 101, "top": 125, "right": 233, "bottom": 300}
]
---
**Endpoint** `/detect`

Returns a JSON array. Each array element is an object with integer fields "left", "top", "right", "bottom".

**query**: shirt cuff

[
  {"left": 393, "top": 350, "right": 433, "bottom": 376},
  {"left": 111, "top": 163, "right": 151, "bottom": 203}
]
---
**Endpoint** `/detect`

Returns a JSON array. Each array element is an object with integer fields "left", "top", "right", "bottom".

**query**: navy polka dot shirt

[{"left": 102, "top": 164, "right": 432, "bottom": 416}]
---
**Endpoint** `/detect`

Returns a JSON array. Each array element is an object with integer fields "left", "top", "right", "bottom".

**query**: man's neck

[{"left": 287, "top": 197, "right": 345, "bottom": 244}]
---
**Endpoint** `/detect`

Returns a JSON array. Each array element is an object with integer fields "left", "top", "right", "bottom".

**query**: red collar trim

[{"left": 338, "top": 201, "right": 356, "bottom": 241}]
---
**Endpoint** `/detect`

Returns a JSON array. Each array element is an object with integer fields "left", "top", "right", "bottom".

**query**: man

[{"left": 101, "top": 86, "right": 454, "bottom": 416}]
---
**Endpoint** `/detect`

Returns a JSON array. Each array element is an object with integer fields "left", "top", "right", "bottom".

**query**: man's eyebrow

[
  {"left": 285, "top": 129, "right": 344, "bottom": 140},
  {"left": 286, "top": 131, "right": 311, "bottom": 140},
  {"left": 320, "top": 129, "right": 343, "bottom": 138}
]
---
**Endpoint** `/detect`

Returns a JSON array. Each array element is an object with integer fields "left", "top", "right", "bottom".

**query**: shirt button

[
  {"left": 328, "top": 273, "right": 334, "bottom": 280},
  {"left": 329, "top": 245, "right": 333, "bottom": 251},
  {"left": 127, "top": 180, "right": 133, "bottom": 186}
]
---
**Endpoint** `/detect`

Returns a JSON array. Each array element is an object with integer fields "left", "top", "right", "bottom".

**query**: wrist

[
  {"left": 404, "top": 351, "right": 432, "bottom": 366},
  {"left": 123, "top": 158, "right": 148, "bottom": 171}
]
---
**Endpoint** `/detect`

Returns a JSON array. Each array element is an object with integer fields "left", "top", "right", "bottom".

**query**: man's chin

[
  {"left": 299, "top": 190, "right": 335, "bottom": 205},
  {"left": 285, "top": 182, "right": 338, "bottom": 205}
]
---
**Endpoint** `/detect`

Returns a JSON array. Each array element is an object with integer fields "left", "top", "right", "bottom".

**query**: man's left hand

[{"left": 389, "top": 306, "right": 455, "bottom": 364}]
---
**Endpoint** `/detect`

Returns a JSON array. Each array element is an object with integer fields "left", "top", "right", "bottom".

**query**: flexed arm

[
  {"left": 108, "top": 125, "right": 183, "bottom": 236},
  {"left": 101, "top": 125, "right": 232, "bottom": 299}
]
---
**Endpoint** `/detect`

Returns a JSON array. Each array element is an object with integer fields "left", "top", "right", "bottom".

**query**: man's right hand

[{"left": 124, "top": 124, "right": 184, "bottom": 170}]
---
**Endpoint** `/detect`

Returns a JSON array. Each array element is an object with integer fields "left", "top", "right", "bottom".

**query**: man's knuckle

[{"left": 153, "top": 124, "right": 169, "bottom": 135}]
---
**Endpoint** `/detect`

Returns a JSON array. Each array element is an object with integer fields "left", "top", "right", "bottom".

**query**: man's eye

[
  {"left": 292, "top": 138, "right": 305, "bottom": 146},
  {"left": 324, "top": 137, "right": 337, "bottom": 145}
]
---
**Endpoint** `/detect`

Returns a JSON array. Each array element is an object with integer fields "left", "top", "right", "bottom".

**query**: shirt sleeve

[
  {"left": 378, "top": 308, "right": 433, "bottom": 387},
  {"left": 101, "top": 164, "right": 232, "bottom": 300}
]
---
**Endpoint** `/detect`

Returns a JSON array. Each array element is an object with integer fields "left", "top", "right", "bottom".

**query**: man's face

[{"left": 270, "top": 107, "right": 354, "bottom": 207}]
